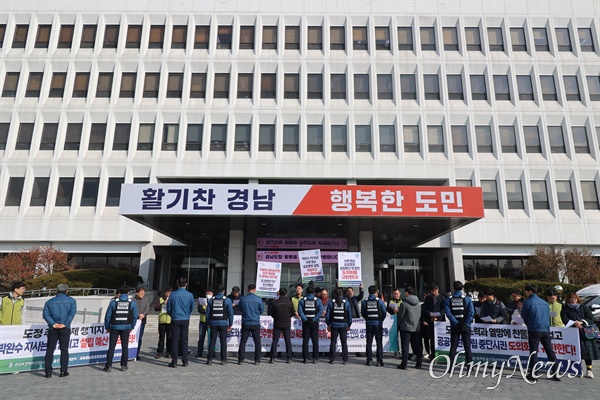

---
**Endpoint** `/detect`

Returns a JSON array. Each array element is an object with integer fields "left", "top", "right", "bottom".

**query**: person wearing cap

[
  {"left": 103, "top": 285, "right": 139, "bottom": 372},
  {"left": 546, "top": 289, "right": 564, "bottom": 327},
  {"left": 0, "top": 281, "right": 27, "bottom": 325},
  {"left": 479, "top": 288, "right": 507, "bottom": 324},
  {"left": 228, "top": 286, "right": 243, "bottom": 315},
  {"left": 43, "top": 284, "right": 77, "bottom": 378}
]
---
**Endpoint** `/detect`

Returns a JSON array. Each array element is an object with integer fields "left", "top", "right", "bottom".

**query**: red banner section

[{"left": 292, "top": 185, "right": 484, "bottom": 218}]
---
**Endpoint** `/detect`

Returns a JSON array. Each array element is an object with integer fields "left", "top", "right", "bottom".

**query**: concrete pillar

[
  {"left": 449, "top": 245, "right": 465, "bottom": 283},
  {"left": 359, "top": 231, "right": 374, "bottom": 288},
  {"left": 139, "top": 242, "right": 155, "bottom": 289},
  {"left": 243, "top": 243, "right": 257, "bottom": 290},
  {"left": 226, "top": 230, "right": 244, "bottom": 290}
]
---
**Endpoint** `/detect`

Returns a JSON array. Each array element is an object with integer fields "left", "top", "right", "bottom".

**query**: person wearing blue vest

[
  {"left": 361, "top": 285, "right": 387, "bottom": 366},
  {"left": 166, "top": 277, "right": 194, "bottom": 368},
  {"left": 43, "top": 284, "right": 77, "bottom": 378},
  {"left": 103, "top": 285, "right": 139, "bottom": 372},
  {"left": 443, "top": 280, "right": 475, "bottom": 366},
  {"left": 298, "top": 285, "right": 324, "bottom": 363},
  {"left": 238, "top": 283, "right": 265, "bottom": 364},
  {"left": 206, "top": 284, "right": 234, "bottom": 365},
  {"left": 326, "top": 288, "right": 353, "bottom": 364}
]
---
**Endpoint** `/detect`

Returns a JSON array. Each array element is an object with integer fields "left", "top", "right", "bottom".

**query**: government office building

[{"left": 0, "top": 0, "right": 599, "bottom": 298}]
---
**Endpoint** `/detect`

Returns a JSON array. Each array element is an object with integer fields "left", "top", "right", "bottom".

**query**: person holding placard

[
  {"left": 298, "top": 285, "right": 324, "bottom": 363},
  {"left": 361, "top": 285, "right": 387, "bottom": 367},
  {"left": 546, "top": 289, "right": 564, "bottom": 327},
  {"left": 206, "top": 285, "right": 234, "bottom": 365},
  {"left": 326, "top": 288, "right": 353, "bottom": 364}
]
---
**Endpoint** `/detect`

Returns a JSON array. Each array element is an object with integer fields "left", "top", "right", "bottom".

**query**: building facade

[{"left": 0, "top": 0, "right": 599, "bottom": 297}]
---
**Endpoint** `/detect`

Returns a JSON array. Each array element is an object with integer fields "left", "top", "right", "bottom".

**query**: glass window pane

[
  {"left": 443, "top": 27, "right": 458, "bottom": 51},
  {"left": 354, "top": 74, "right": 370, "bottom": 99},
  {"left": 331, "top": 74, "right": 346, "bottom": 99},
  {"left": 451, "top": 125, "right": 469, "bottom": 153},
  {"left": 283, "top": 125, "right": 299, "bottom": 152},
  {"left": 581, "top": 181, "right": 599, "bottom": 210},
  {"left": 427, "top": 125, "right": 444, "bottom": 153},
  {"left": 263, "top": 26, "right": 277, "bottom": 50},
  {"left": 5, "top": 177, "right": 25, "bottom": 206},
  {"left": 377, "top": 74, "right": 393, "bottom": 100},
  {"left": 285, "top": 26, "right": 300, "bottom": 49},
  {"left": 531, "top": 180, "right": 549, "bottom": 209},
  {"left": 30, "top": 177, "right": 49, "bottom": 206},
  {"left": 506, "top": 180, "right": 524, "bottom": 209},
  {"left": 331, "top": 125, "right": 347, "bottom": 152},
  {"left": 465, "top": 27, "right": 481, "bottom": 51},
  {"left": 548, "top": 126, "right": 565, "bottom": 153},
  {"left": 556, "top": 180, "right": 574, "bottom": 210},
  {"left": 259, "top": 124, "right": 275, "bottom": 152},
  {"left": 555, "top": 28, "right": 572, "bottom": 51},
  {"left": 162, "top": 124, "right": 179, "bottom": 150},
  {"left": 488, "top": 27, "right": 504, "bottom": 51},
  {"left": 499, "top": 126, "right": 517, "bottom": 153},
  {"left": 307, "top": 26, "right": 322, "bottom": 50},
  {"left": 217, "top": 26, "right": 233, "bottom": 49},
  {"left": 56, "top": 177, "right": 74, "bottom": 206},
  {"left": 379, "top": 125, "right": 395, "bottom": 152},
  {"left": 447, "top": 75, "right": 464, "bottom": 100},
  {"left": 424, "top": 74, "right": 440, "bottom": 100},
  {"left": 137, "top": 124, "right": 154, "bottom": 150},
  {"left": 533, "top": 28, "right": 549, "bottom": 51},
  {"left": 420, "top": 27, "right": 436, "bottom": 51},
  {"left": 194, "top": 26, "right": 210, "bottom": 49},
  {"left": 470, "top": 75, "right": 487, "bottom": 100},
  {"left": 211, "top": 124, "right": 227, "bottom": 151},
  {"left": 400, "top": 74, "right": 416, "bottom": 100},
  {"left": 186, "top": 124, "right": 203, "bottom": 151},
  {"left": 571, "top": 126, "right": 589, "bottom": 153},
  {"left": 113, "top": 123, "right": 130, "bottom": 150},
  {"left": 517, "top": 75, "right": 534, "bottom": 100},
  {"left": 510, "top": 28, "right": 527, "bottom": 51},
  {"left": 481, "top": 180, "right": 499, "bottom": 209},
  {"left": 493, "top": 75, "right": 511, "bottom": 100},
  {"left": 355, "top": 125, "right": 372, "bottom": 152},
  {"left": 523, "top": 126, "right": 541, "bottom": 153},
  {"left": 540, "top": 75, "right": 557, "bottom": 100},
  {"left": 307, "top": 125, "right": 323, "bottom": 152},
  {"left": 403, "top": 125, "right": 420, "bottom": 152},
  {"left": 239, "top": 26, "right": 255, "bottom": 49},
  {"left": 234, "top": 124, "right": 250, "bottom": 151},
  {"left": 330, "top": 26, "right": 345, "bottom": 50},
  {"left": 397, "top": 27, "right": 413, "bottom": 50},
  {"left": 475, "top": 125, "right": 493, "bottom": 153}
]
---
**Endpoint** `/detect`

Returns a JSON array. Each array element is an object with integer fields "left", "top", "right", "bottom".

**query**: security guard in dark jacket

[
  {"left": 206, "top": 284, "right": 234, "bottom": 365},
  {"left": 443, "top": 281, "right": 475, "bottom": 364},
  {"left": 298, "top": 285, "right": 324, "bottom": 363},
  {"left": 361, "top": 285, "right": 387, "bottom": 366},
  {"left": 325, "top": 288, "right": 353, "bottom": 364},
  {"left": 103, "top": 285, "right": 139, "bottom": 372}
]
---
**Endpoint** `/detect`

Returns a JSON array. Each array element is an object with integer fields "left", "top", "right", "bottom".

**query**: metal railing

[
  {"left": 0, "top": 287, "right": 116, "bottom": 298},
  {"left": 25, "top": 305, "right": 104, "bottom": 324}
]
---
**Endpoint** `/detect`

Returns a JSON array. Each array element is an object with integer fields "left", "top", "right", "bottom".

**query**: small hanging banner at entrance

[
  {"left": 256, "top": 261, "right": 282, "bottom": 299},
  {"left": 338, "top": 252, "right": 362, "bottom": 286},
  {"left": 298, "top": 249, "right": 325, "bottom": 283}
]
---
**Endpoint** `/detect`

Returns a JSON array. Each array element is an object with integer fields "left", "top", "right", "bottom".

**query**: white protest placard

[
  {"left": 256, "top": 261, "right": 282, "bottom": 299},
  {"left": 298, "top": 249, "right": 324, "bottom": 283},
  {"left": 338, "top": 252, "right": 362, "bottom": 286}
]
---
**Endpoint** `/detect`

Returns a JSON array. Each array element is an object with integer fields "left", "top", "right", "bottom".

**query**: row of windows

[
  {"left": 2, "top": 70, "right": 599, "bottom": 103},
  {"left": 0, "top": 21, "right": 597, "bottom": 55},
  {"left": 2, "top": 121, "right": 599, "bottom": 156}
]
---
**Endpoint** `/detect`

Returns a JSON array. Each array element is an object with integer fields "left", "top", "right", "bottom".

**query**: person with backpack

[
  {"left": 206, "top": 284, "right": 234, "bottom": 365},
  {"left": 103, "top": 285, "right": 139, "bottom": 372},
  {"left": 361, "top": 285, "right": 387, "bottom": 367},
  {"left": 443, "top": 281, "right": 475, "bottom": 366},
  {"left": 326, "top": 288, "right": 353, "bottom": 364}
]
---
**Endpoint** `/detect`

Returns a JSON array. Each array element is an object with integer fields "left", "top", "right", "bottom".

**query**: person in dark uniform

[
  {"left": 443, "top": 281, "right": 475, "bottom": 366},
  {"left": 206, "top": 284, "right": 234, "bottom": 365},
  {"left": 268, "top": 287, "right": 295, "bottom": 363},
  {"left": 298, "top": 285, "right": 324, "bottom": 363},
  {"left": 43, "top": 284, "right": 77, "bottom": 378},
  {"left": 361, "top": 285, "right": 387, "bottom": 366},
  {"left": 103, "top": 285, "right": 139, "bottom": 372},
  {"left": 344, "top": 283, "right": 364, "bottom": 357},
  {"left": 326, "top": 288, "right": 352, "bottom": 364},
  {"left": 227, "top": 286, "right": 242, "bottom": 315},
  {"left": 421, "top": 283, "right": 446, "bottom": 360}
]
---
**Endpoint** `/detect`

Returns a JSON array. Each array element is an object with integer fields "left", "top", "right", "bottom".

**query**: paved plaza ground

[{"left": 2, "top": 328, "right": 599, "bottom": 400}]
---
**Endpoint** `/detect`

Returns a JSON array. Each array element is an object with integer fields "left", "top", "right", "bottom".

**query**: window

[
  {"left": 540, "top": 75, "right": 557, "bottom": 101},
  {"left": 80, "top": 25, "right": 97, "bottom": 48},
  {"left": 106, "top": 178, "right": 124, "bottom": 207},
  {"left": 443, "top": 27, "right": 459, "bottom": 51},
  {"left": 259, "top": 125, "right": 275, "bottom": 152},
  {"left": 510, "top": 28, "right": 527, "bottom": 51},
  {"left": 0, "top": 24, "right": 5, "bottom": 48},
  {"left": 103, "top": 25, "right": 120, "bottom": 49},
  {"left": 262, "top": 26, "right": 277, "bottom": 50},
  {"left": 55, "top": 177, "right": 75, "bottom": 206},
  {"left": 517, "top": 75, "right": 534, "bottom": 100},
  {"left": 403, "top": 125, "right": 420, "bottom": 152},
  {"left": 2, "top": 72, "right": 19, "bottom": 97},
  {"left": 488, "top": 27, "right": 504, "bottom": 51},
  {"left": 284, "top": 74, "right": 299, "bottom": 99},
  {"left": 113, "top": 123, "right": 130, "bottom": 150},
  {"left": 186, "top": 124, "right": 203, "bottom": 151},
  {"left": 354, "top": 74, "right": 370, "bottom": 99},
  {"left": 451, "top": 125, "right": 469, "bottom": 153},
  {"left": 40, "top": 123, "right": 58, "bottom": 150},
  {"left": 447, "top": 75, "right": 464, "bottom": 100},
  {"left": 400, "top": 74, "right": 417, "bottom": 100},
  {"left": 499, "top": 126, "right": 517, "bottom": 153},
  {"left": 148, "top": 25, "right": 165, "bottom": 49},
  {"left": 455, "top": 180, "right": 472, "bottom": 187},
  {"left": 465, "top": 27, "right": 481, "bottom": 51},
  {"left": 30, "top": 177, "right": 50, "bottom": 206},
  {"left": 214, "top": 73, "right": 230, "bottom": 99},
  {"left": 377, "top": 74, "right": 393, "bottom": 100},
  {"left": 64, "top": 123, "right": 82, "bottom": 150},
  {"left": 355, "top": 125, "right": 372, "bottom": 152},
  {"left": 578, "top": 28, "right": 595, "bottom": 52},
  {"left": 353, "top": 27, "right": 368, "bottom": 50},
  {"left": 505, "top": 180, "right": 524, "bottom": 209},
  {"left": 126, "top": 25, "right": 142, "bottom": 48},
  {"left": 81, "top": 177, "right": 100, "bottom": 207},
  {"left": 0, "top": 123, "right": 9, "bottom": 150},
  {"left": 283, "top": 125, "right": 299, "bottom": 152},
  {"left": 481, "top": 180, "right": 499, "bottom": 209},
  {"left": 96, "top": 72, "right": 113, "bottom": 98},
  {"left": 533, "top": 28, "right": 549, "bottom": 51},
  {"left": 237, "top": 73, "right": 253, "bottom": 99},
  {"left": 35, "top": 25, "right": 51, "bottom": 48},
  {"left": 572, "top": 126, "right": 590, "bottom": 153},
  {"left": 171, "top": 25, "right": 187, "bottom": 49},
  {"left": 89, "top": 123, "right": 106, "bottom": 150},
  {"left": 120, "top": 72, "right": 137, "bottom": 98},
  {"left": 194, "top": 26, "right": 210, "bottom": 49},
  {"left": 73, "top": 72, "right": 90, "bottom": 97},
  {"left": 190, "top": 73, "right": 207, "bottom": 98},
  {"left": 420, "top": 27, "right": 436, "bottom": 51},
  {"left": 424, "top": 74, "right": 440, "bottom": 100},
  {"left": 556, "top": 180, "right": 574, "bottom": 210},
  {"left": 493, "top": 75, "right": 511, "bottom": 100},
  {"left": 307, "top": 74, "right": 323, "bottom": 99},
  {"left": 211, "top": 124, "right": 227, "bottom": 151},
  {"left": 427, "top": 125, "right": 444, "bottom": 153},
  {"left": 26, "top": 72, "right": 43, "bottom": 97},
  {"left": 133, "top": 177, "right": 149, "bottom": 184},
  {"left": 5, "top": 177, "right": 25, "bottom": 206},
  {"left": 16, "top": 123, "right": 34, "bottom": 150},
  {"left": 260, "top": 74, "right": 276, "bottom": 99},
  {"left": 379, "top": 125, "right": 396, "bottom": 152},
  {"left": 331, "top": 125, "right": 347, "bottom": 152},
  {"left": 523, "top": 126, "right": 542, "bottom": 153},
  {"left": 143, "top": 73, "right": 160, "bottom": 98},
  {"left": 330, "top": 26, "right": 345, "bottom": 50},
  {"left": 397, "top": 27, "right": 413, "bottom": 50},
  {"left": 307, "top": 125, "right": 323, "bottom": 152},
  {"left": 597, "top": 127, "right": 600, "bottom": 152},
  {"left": 375, "top": 27, "right": 390, "bottom": 50},
  {"left": 13, "top": 25, "right": 28, "bottom": 48},
  {"left": 137, "top": 124, "right": 154, "bottom": 151},
  {"left": 563, "top": 75, "right": 580, "bottom": 101},
  {"left": 48, "top": 72, "right": 66, "bottom": 98},
  {"left": 331, "top": 74, "right": 347, "bottom": 99},
  {"left": 587, "top": 76, "right": 600, "bottom": 101},
  {"left": 161, "top": 124, "right": 178, "bottom": 151},
  {"left": 556, "top": 28, "right": 572, "bottom": 52},
  {"left": 531, "top": 180, "right": 549, "bottom": 209},
  {"left": 475, "top": 125, "right": 493, "bottom": 153},
  {"left": 581, "top": 181, "right": 599, "bottom": 210},
  {"left": 217, "top": 26, "right": 232, "bottom": 49},
  {"left": 470, "top": 75, "right": 487, "bottom": 100},
  {"left": 58, "top": 25, "right": 74, "bottom": 48},
  {"left": 548, "top": 126, "right": 566, "bottom": 153},
  {"left": 285, "top": 26, "right": 300, "bottom": 50},
  {"left": 239, "top": 26, "right": 255, "bottom": 50},
  {"left": 307, "top": 26, "right": 322, "bottom": 50},
  {"left": 167, "top": 73, "right": 183, "bottom": 98}
]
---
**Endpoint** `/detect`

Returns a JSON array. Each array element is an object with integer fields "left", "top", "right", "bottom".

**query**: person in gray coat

[{"left": 397, "top": 287, "right": 423, "bottom": 370}]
